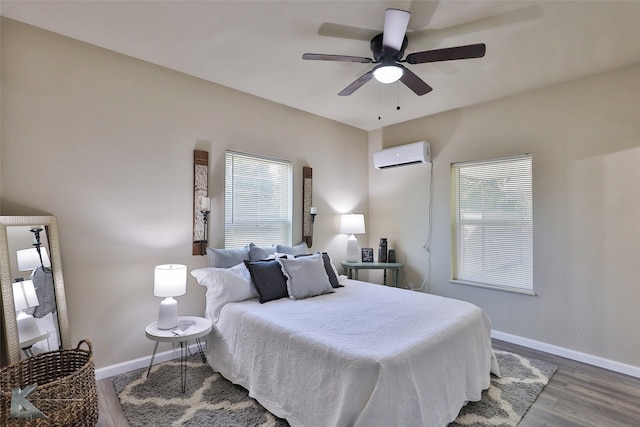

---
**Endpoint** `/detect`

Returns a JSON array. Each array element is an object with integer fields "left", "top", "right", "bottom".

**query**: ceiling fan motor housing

[{"left": 370, "top": 33, "right": 407, "bottom": 62}]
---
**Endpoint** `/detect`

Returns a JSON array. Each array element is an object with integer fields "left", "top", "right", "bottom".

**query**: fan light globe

[{"left": 373, "top": 65, "right": 403, "bottom": 84}]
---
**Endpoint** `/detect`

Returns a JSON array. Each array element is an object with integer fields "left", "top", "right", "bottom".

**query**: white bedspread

[{"left": 206, "top": 280, "right": 499, "bottom": 427}]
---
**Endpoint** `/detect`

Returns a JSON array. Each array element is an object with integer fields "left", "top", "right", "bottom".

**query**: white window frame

[
  {"left": 225, "top": 150, "right": 292, "bottom": 248},
  {"left": 450, "top": 153, "right": 534, "bottom": 295}
]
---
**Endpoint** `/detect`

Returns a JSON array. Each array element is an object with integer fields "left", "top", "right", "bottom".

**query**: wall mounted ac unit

[{"left": 373, "top": 141, "right": 431, "bottom": 170}]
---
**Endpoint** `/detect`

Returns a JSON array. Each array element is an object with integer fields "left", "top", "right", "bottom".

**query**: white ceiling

[{"left": 3, "top": 1, "right": 640, "bottom": 131}]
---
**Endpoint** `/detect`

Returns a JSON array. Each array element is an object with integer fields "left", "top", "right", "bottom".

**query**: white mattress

[{"left": 206, "top": 279, "right": 499, "bottom": 427}]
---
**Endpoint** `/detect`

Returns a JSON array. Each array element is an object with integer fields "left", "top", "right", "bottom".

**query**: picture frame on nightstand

[{"left": 361, "top": 248, "right": 374, "bottom": 262}]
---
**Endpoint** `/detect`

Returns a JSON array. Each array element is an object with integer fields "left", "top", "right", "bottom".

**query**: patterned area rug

[
  {"left": 112, "top": 350, "right": 555, "bottom": 427},
  {"left": 450, "top": 350, "right": 556, "bottom": 426}
]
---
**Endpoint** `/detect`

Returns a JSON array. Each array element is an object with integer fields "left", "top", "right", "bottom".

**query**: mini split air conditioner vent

[{"left": 373, "top": 141, "right": 431, "bottom": 170}]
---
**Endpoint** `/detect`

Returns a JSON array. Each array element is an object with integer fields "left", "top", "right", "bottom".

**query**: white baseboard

[
  {"left": 95, "top": 343, "right": 204, "bottom": 380},
  {"left": 492, "top": 330, "right": 640, "bottom": 378}
]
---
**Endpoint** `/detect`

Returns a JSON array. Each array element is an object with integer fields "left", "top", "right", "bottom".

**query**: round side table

[{"left": 145, "top": 315, "right": 212, "bottom": 393}]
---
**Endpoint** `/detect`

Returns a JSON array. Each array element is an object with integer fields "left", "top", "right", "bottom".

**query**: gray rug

[
  {"left": 112, "top": 350, "right": 555, "bottom": 427},
  {"left": 450, "top": 350, "right": 556, "bottom": 426}
]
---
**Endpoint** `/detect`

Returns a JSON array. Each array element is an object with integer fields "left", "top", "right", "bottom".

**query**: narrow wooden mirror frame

[{"left": 1, "top": 216, "right": 71, "bottom": 364}]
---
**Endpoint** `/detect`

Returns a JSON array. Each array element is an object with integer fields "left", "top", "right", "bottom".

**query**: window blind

[
  {"left": 225, "top": 151, "right": 292, "bottom": 248},
  {"left": 451, "top": 154, "right": 533, "bottom": 292}
]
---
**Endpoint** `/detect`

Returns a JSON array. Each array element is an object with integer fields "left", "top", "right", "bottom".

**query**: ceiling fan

[{"left": 302, "top": 9, "right": 486, "bottom": 96}]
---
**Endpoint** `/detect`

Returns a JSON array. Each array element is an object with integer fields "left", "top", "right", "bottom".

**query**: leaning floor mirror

[{"left": 1, "top": 216, "right": 71, "bottom": 364}]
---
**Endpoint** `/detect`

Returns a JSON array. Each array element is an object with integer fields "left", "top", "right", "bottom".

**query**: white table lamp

[
  {"left": 13, "top": 280, "right": 42, "bottom": 342},
  {"left": 340, "top": 214, "right": 366, "bottom": 262},
  {"left": 154, "top": 264, "right": 187, "bottom": 329}
]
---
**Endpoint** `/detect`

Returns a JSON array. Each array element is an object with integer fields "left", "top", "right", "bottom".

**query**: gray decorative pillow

[
  {"left": 206, "top": 246, "right": 250, "bottom": 268},
  {"left": 319, "top": 253, "right": 341, "bottom": 288},
  {"left": 276, "top": 242, "right": 310, "bottom": 256},
  {"left": 278, "top": 253, "right": 334, "bottom": 300},
  {"left": 249, "top": 243, "right": 278, "bottom": 261},
  {"left": 244, "top": 259, "right": 289, "bottom": 303},
  {"left": 295, "top": 252, "right": 342, "bottom": 288}
]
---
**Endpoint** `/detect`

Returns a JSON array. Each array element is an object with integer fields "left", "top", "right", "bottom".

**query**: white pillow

[
  {"left": 273, "top": 252, "right": 295, "bottom": 259},
  {"left": 277, "top": 253, "right": 334, "bottom": 300},
  {"left": 190, "top": 263, "right": 257, "bottom": 321}
]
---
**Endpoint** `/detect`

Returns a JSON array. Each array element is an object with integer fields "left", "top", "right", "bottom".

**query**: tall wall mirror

[{"left": 1, "top": 216, "right": 71, "bottom": 364}]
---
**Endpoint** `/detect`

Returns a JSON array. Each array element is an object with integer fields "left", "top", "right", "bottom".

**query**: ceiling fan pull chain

[
  {"left": 397, "top": 81, "right": 401, "bottom": 111},
  {"left": 378, "top": 84, "right": 382, "bottom": 120}
]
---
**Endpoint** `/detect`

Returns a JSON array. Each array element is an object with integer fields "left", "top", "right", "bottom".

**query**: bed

[{"left": 192, "top": 245, "right": 499, "bottom": 427}]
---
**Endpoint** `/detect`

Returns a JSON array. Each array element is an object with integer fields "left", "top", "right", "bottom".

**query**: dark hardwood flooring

[{"left": 96, "top": 339, "right": 640, "bottom": 426}]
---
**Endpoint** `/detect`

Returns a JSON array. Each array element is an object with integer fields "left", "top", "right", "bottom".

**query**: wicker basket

[{"left": 0, "top": 339, "right": 98, "bottom": 426}]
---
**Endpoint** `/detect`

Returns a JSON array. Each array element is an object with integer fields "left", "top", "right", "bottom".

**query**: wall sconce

[
  {"left": 193, "top": 150, "right": 209, "bottom": 256},
  {"left": 199, "top": 196, "right": 211, "bottom": 256},
  {"left": 302, "top": 167, "right": 314, "bottom": 248}
]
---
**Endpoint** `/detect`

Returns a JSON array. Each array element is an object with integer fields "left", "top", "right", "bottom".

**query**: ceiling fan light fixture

[{"left": 373, "top": 65, "right": 403, "bottom": 84}]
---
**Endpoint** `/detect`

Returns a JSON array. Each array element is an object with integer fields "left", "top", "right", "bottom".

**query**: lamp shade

[
  {"left": 340, "top": 214, "right": 366, "bottom": 235},
  {"left": 17, "top": 247, "right": 51, "bottom": 271},
  {"left": 154, "top": 264, "right": 187, "bottom": 298},
  {"left": 12, "top": 280, "right": 39, "bottom": 312}
]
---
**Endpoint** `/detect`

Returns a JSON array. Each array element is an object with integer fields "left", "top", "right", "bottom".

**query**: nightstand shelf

[{"left": 341, "top": 261, "right": 403, "bottom": 287}]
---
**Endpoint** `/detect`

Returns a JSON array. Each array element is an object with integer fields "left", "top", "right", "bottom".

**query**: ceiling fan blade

[
  {"left": 405, "top": 43, "right": 486, "bottom": 64},
  {"left": 399, "top": 66, "right": 433, "bottom": 96},
  {"left": 317, "top": 22, "right": 380, "bottom": 42},
  {"left": 302, "top": 53, "right": 373, "bottom": 63},
  {"left": 338, "top": 70, "right": 375, "bottom": 96},
  {"left": 382, "top": 9, "right": 410, "bottom": 52}
]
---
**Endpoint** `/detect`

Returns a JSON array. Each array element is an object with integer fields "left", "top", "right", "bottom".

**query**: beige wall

[
  {"left": 0, "top": 18, "right": 369, "bottom": 368},
  {"left": 369, "top": 63, "right": 640, "bottom": 368},
  {"left": 3, "top": 16, "right": 639, "bottom": 373}
]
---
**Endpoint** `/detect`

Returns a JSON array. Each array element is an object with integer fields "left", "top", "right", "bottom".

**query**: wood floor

[{"left": 96, "top": 339, "right": 640, "bottom": 426}]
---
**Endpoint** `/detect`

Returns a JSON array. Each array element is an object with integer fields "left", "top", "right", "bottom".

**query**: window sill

[{"left": 450, "top": 279, "right": 537, "bottom": 296}]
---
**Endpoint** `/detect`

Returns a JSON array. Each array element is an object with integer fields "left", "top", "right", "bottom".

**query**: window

[
  {"left": 451, "top": 154, "right": 533, "bottom": 294},
  {"left": 225, "top": 151, "right": 292, "bottom": 248}
]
